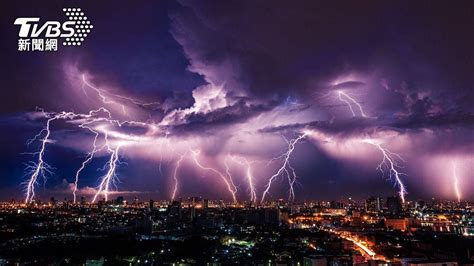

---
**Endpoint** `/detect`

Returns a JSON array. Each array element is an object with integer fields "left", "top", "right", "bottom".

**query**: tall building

[
  {"left": 365, "top": 197, "right": 382, "bottom": 213},
  {"left": 386, "top": 196, "right": 402, "bottom": 214}
]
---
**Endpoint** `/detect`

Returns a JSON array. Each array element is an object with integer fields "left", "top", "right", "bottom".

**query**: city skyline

[
  {"left": 0, "top": 194, "right": 472, "bottom": 264},
  {"left": 1, "top": 1, "right": 473, "bottom": 203}
]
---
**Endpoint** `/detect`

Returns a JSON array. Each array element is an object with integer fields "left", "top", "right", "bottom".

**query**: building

[
  {"left": 168, "top": 200, "right": 181, "bottom": 217},
  {"left": 365, "top": 197, "right": 382, "bottom": 213},
  {"left": 385, "top": 217, "right": 408, "bottom": 231},
  {"left": 387, "top": 196, "right": 402, "bottom": 214},
  {"left": 330, "top": 201, "right": 344, "bottom": 209}
]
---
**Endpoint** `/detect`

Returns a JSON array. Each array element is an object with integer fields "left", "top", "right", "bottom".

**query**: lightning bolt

[
  {"left": 190, "top": 150, "right": 238, "bottom": 203},
  {"left": 24, "top": 106, "right": 139, "bottom": 204},
  {"left": 261, "top": 132, "right": 307, "bottom": 203},
  {"left": 285, "top": 159, "right": 298, "bottom": 202},
  {"left": 452, "top": 161, "right": 461, "bottom": 203},
  {"left": 337, "top": 90, "right": 368, "bottom": 117},
  {"left": 82, "top": 75, "right": 127, "bottom": 114},
  {"left": 361, "top": 139, "right": 407, "bottom": 203},
  {"left": 72, "top": 109, "right": 112, "bottom": 203},
  {"left": 24, "top": 72, "right": 169, "bottom": 204},
  {"left": 229, "top": 155, "right": 257, "bottom": 203},
  {"left": 81, "top": 75, "right": 161, "bottom": 114},
  {"left": 72, "top": 129, "right": 100, "bottom": 203},
  {"left": 333, "top": 91, "right": 406, "bottom": 202},
  {"left": 171, "top": 153, "right": 186, "bottom": 201},
  {"left": 24, "top": 111, "right": 78, "bottom": 204},
  {"left": 92, "top": 135, "right": 122, "bottom": 203},
  {"left": 24, "top": 116, "right": 55, "bottom": 204},
  {"left": 223, "top": 157, "right": 240, "bottom": 201}
]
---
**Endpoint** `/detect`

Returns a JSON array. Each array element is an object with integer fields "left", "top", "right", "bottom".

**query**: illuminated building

[
  {"left": 365, "top": 197, "right": 382, "bottom": 213},
  {"left": 384, "top": 217, "right": 408, "bottom": 231}
]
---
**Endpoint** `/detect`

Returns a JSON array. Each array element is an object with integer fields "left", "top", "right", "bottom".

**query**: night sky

[{"left": 0, "top": 0, "right": 473, "bottom": 202}]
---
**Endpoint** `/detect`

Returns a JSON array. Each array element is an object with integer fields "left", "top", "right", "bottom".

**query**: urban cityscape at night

[
  {"left": 0, "top": 197, "right": 473, "bottom": 264},
  {"left": 1, "top": 0, "right": 473, "bottom": 265}
]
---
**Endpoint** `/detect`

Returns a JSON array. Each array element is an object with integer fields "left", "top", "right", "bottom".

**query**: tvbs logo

[{"left": 14, "top": 8, "right": 93, "bottom": 52}]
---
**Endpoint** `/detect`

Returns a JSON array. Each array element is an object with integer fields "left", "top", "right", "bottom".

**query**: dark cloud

[
  {"left": 170, "top": 0, "right": 474, "bottom": 108},
  {"left": 170, "top": 0, "right": 381, "bottom": 98},
  {"left": 169, "top": 99, "right": 277, "bottom": 136},
  {"left": 393, "top": 112, "right": 474, "bottom": 130},
  {"left": 260, "top": 112, "right": 474, "bottom": 138}
]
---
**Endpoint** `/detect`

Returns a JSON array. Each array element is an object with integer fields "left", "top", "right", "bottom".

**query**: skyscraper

[
  {"left": 386, "top": 196, "right": 402, "bottom": 214},
  {"left": 365, "top": 197, "right": 382, "bottom": 213}
]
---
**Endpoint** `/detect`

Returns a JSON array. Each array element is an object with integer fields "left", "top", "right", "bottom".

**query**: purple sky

[{"left": 0, "top": 0, "right": 473, "bottom": 202}]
